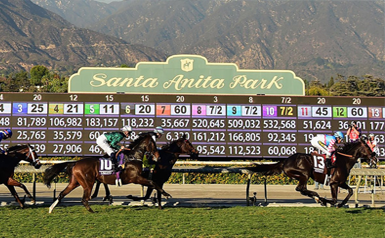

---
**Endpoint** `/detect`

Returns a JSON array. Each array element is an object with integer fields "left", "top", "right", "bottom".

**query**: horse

[
  {"left": 92, "top": 134, "right": 199, "bottom": 209},
  {"left": 245, "top": 139, "right": 375, "bottom": 208},
  {"left": 44, "top": 133, "right": 171, "bottom": 213},
  {"left": 127, "top": 134, "right": 199, "bottom": 208},
  {"left": 0, "top": 144, "right": 41, "bottom": 208}
]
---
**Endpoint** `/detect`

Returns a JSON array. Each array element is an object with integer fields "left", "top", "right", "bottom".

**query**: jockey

[
  {"left": 311, "top": 131, "right": 344, "bottom": 170},
  {"left": 152, "top": 126, "right": 164, "bottom": 148},
  {"left": 140, "top": 126, "right": 164, "bottom": 173},
  {"left": 346, "top": 121, "right": 361, "bottom": 142},
  {"left": 0, "top": 129, "right": 12, "bottom": 154},
  {"left": 96, "top": 126, "right": 132, "bottom": 171}
]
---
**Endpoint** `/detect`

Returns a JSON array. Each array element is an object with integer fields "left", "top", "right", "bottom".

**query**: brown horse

[
  {"left": 44, "top": 133, "right": 171, "bottom": 213},
  {"left": 0, "top": 144, "right": 41, "bottom": 208},
  {"left": 91, "top": 134, "right": 199, "bottom": 208},
  {"left": 246, "top": 139, "right": 375, "bottom": 208},
  {"left": 127, "top": 134, "right": 199, "bottom": 208}
]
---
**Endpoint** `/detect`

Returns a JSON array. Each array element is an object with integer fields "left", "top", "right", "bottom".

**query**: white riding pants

[
  {"left": 96, "top": 134, "right": 115, "bottom": 156},
  {"left": 311, "top": 135, "right": 330, "bottom": 157}
]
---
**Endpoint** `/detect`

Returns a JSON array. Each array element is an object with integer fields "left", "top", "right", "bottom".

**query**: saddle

[
  {"left": 310, "top": 152, "right": 335, "bottom": 175},
  {"left": 98, "top": 150, "right": 128, "bottom": 175}
]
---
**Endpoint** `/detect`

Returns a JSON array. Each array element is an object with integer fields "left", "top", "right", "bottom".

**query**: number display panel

[{"left": 0, "top": 93, "right": 384, "bottom": 160}]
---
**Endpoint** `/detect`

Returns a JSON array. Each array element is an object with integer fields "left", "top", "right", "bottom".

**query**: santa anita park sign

[{"left": 68, "top": 55, "right": 305, "bottom": 96}]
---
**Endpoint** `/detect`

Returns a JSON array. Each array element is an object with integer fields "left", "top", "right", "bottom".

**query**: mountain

[
  {"left": 0, "top": 0, "right": 166, "bottom": 73},
  {"left": 89, "top": 0, "right": 385, "bottom": 82},
  {"left": 30, "top": 0, "right": 133, "bottom": 28},
  {"left": 5, "top": 0, "right": 385, "bottom": 82}
]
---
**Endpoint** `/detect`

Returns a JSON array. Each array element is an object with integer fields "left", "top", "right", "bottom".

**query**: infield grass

[{"left": 0, "top": 205, "right": 383, "bottom": 238}]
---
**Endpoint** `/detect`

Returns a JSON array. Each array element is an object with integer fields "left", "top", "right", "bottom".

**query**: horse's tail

[
  {"left": 243, "top": 161, "right": 284, "bottom": 175},
  {"left": 43, "top": 162, "right": 76, "bottom": 188}
]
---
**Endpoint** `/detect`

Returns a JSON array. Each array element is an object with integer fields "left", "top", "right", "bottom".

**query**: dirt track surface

[{"left": 1, "top": 183, "right": 384, "bottom": 209}]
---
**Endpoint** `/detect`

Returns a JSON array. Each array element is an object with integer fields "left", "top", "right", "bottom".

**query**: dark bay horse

[
  {"left": 44, "top": 133, "right": 171, "bottom": 213},
  {"left": 246, "top": 139, "right": 375, "bottom": 207},
  {"left": 126, "top": 134, "right": 199, "bottom": 208},
  {"left": 92, "top": 134, "right": 199, "bottom": 208},
  {"left": 0, "top": 144, "right": 41, "bottom": 208}
]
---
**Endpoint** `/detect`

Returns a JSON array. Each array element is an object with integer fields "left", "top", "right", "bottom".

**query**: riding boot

[
  {"left": 110, "top": 153, "right": 118, "bottom": 172},
  {"left": 325, "top": 158, "right": 332, "bottom": 175}
]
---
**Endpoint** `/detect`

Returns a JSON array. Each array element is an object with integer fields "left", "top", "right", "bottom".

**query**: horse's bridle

[
  {"left": 337, "top": 140, "right": 373, "bottom": 160},
  {"left": 26, "top": 145, "right": 41, "bottom": 168}
]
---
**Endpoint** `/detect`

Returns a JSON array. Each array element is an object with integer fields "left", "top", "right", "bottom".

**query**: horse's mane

[
  {"left": 7, "top": 144, "right": 27, "bottom": 152},
  {"left": 339, "top": 140, "right": 366, "bottom": 154},
  {"left": 128, "top": 133, "right": 153, "bottom": 149},
  {"left": 161, "top": 140, "right": 176, "bottom": 151}
]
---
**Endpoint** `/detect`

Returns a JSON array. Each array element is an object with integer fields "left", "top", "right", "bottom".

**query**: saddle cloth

[
  {"left": 311, "top": 154, "right": 327, "bottom": 174},
  {"left": 99, "top": 158, "right": 115, "bottom": 175}
]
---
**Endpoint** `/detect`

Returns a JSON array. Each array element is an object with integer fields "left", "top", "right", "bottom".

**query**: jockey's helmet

[
  {"left": 4, "top": 129, "right": 12, "bottom": 138},
  {"left": 154, "top": 126, "right": 164, "bottom": 135},
  {"left": 121, "top": 125, "right": 132, "bottom": 132},
  {"left": 334, "top": 131, "right": 344, "bottom": 141}
]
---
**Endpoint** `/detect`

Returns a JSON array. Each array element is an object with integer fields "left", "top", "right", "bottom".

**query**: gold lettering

[
  {"left": 267, "top": 76, "right": 283, "bottom": 89},
  {"left": 187, "top": 75, "right": 205, "bottom": 88},
  {"left": 91, "top": 74, "right": 158, "bottom": 88},
  {"left": 230, "top": 75, "right": 247, "bottom": 88},
  {"left": 254, "top": 79, "right": 268, "bottom": 89},
  {"left": 211, "top": 78, "right": 225, "bottom": 89},
  {"left": 90, "top": 73, "right": 107, "bottom": 87},
  {"left": 106, "top": 77, "right": 125, "bottom": 87},
  {"left": 142, "top": 78, "right": 158, "bottom": 87},
  {"left": 231, "top": 75, "right": 282, "bottom": 89},
  {"left": 133, "top": 76, "right": 145, "bottom": 87},
  {"left": 164, "top": 75, "right": 224, "bottom": 90},
  {"left": 164, "top": 75, "right": 183, "bottom": 89}
]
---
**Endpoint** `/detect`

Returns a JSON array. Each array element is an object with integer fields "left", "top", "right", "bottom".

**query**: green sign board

[{"left": 68, "top": 54, "right": 305, "bottom": 95}]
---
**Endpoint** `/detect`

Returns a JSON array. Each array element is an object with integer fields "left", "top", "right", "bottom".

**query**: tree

[{"left": 30, "top": 65, "right": 49, "bottom": 86}]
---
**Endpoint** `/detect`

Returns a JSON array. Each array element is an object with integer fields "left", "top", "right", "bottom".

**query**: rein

[{"left": 336, "top": 152, "right": 353, "bottom": 158}]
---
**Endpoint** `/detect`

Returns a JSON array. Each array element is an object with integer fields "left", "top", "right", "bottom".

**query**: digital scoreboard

[{"left": 0, "top": 93, "right": 383, "bottom": 160}]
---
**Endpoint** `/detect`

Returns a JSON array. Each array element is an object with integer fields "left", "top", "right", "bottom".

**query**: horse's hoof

[
  {"left": 163, "top": 193, "right": 172, "bottom": 199},
  {"left": 337, "top": 203, "right": 348, "bottom": 208}
]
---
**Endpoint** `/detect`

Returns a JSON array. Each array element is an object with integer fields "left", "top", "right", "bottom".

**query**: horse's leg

[
  {"left": 127, "top": 187, "right": 154, "bottom": 201},
  {"left": 336, "top": 182, "right": 353, "bottom": 208},
  {"left": 76, "top": 176, "right": 96, "bottom": 213},
  {"left": 5, "top": 185, "right": 25, "bottom": 208},
  {"left": 287, "top": 172, "right": 322, "bottom": 203},
  {"left": 102, "top": 183, "right": 113, "bottom": 204},
  {"left": 295, "top": 179, "right": 321, "bottom": 199},
  {"left": 91, "top": 180, "right": 113, "bottom": 203},
  {"left": 131, "top": 176, "right": 171, "bottom": 198},
  {"left": 49, "top": 180, "right": 79, "bottom": 213},
  {"left": 6, "top": 177, "right": 34, "bottom": 204},
  {"left": 328, "top": 182, "right": 339, "bottom": 206},
  {"left": 156, "top": 185, "right": 163, "bottom": 209},
  {"left": 91, "top": 180, "right": 101, "bottom": 199}
]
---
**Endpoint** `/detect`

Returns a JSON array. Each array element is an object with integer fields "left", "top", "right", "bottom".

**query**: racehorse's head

[
  {"left": 7, "top": 144, "right": 41, "bottom": 169},
  {"left": 129, "top": 133, "right": 160, "bottom": 161},
  {"left": 339, "top": 139, "right": 375, "bottom": 163},
  {"left": 175, "top": 134, "right": 199, "bottom": 159}
]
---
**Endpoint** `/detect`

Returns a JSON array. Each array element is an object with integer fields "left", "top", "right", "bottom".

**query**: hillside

[
  {"left": 3, "top": 0, "right": 385, "bottom": 82},
  {"left": 90, "top": 0, "right": 385, "bottom": 82},
  {"left": 0, "top": 0, "right": 166, "bottom": 73}
]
